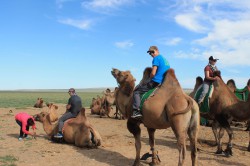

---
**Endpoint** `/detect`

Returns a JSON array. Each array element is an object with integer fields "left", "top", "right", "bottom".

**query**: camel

[
  {"left": 102, "top": 87, "right": 123, "bottom": 119},
  {"left": 111, "top": 67, "right": 200, "bottom": 166},
  {"left": 33, "top": 107, "right": 102, "bottom": 148},
  {"left": 46, "top": 103, "right": 59, "bottom": 122},
  {"left": 190, "top": 73, "right": 250, "bottom": 155},
  {"left": 90, "top": 95, "right": 109, "bottom": 118},
  {"left": 34, "top": 98, "right": 44, "bottom": 108}
]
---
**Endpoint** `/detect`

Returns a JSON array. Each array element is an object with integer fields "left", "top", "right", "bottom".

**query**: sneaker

[
  {"left": 54, "top": 132, "right": 63, "bottom": 138},
  {"left": 18, "top": 137, "right": 23, "bottom": 141},
  {"left": 131, "top": 110, "right": 142, "bottom": 119}
]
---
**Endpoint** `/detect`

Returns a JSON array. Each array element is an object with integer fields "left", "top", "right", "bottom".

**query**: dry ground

[{"left": 0, "top": 104, "right": 250, "bottom": 166}]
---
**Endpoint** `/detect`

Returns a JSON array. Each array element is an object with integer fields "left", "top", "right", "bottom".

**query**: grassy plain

[{"left": 0, "top": 91, "right": 102, "bottom": 108}]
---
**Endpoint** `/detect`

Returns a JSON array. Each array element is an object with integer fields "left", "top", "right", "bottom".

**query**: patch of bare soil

[{"left": 0, "top": 105, "right": 250, "bottom": 166}]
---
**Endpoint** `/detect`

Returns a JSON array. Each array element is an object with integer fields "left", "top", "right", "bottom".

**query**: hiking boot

[
  {"left": 54, "top": 132, "right": 63, "bottom": 138},
  {"left": 131, "top": 109, "right": 142, "bottom": 119}
]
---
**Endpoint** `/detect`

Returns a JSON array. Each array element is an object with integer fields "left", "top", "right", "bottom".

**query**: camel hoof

[
  {"left": 215, "top": 150, "right": 225, "bottom": 156},
  {"left": 140, "top": 152, "right": 152, "bottom": 160},
  {"left": 225, "top": 147, "right": 233, "bottom": 157}
]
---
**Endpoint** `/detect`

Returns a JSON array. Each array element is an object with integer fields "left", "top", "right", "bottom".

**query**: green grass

[
  {"left": 0, "top": 155, "right": 18, "bottom": 166},
  {"left": 0, "top": 91, "right": 102, "bottom": 108}
]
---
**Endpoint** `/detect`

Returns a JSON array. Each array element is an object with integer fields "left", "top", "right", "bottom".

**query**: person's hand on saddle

[
  {"left": 66, "top": 104, "right": 71, "bottom": 110},
  {"left": 213, "top": 76, "right": 220, "bottom": 81}
]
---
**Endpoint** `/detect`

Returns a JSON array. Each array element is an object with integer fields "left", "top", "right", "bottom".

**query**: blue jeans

[{"left": 197, "top": 82, "right": 210, "bottom": 104}]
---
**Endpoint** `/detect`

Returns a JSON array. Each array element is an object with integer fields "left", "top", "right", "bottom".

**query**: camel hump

[
  {"left": 172, "top": 96, "right": 193, "bottom": 116},
  {"left": 79, "top": 108, "right": 86, "bottom": 117}
]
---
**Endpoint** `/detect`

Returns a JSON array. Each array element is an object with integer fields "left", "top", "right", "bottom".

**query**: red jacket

[{"left": 15, "top": 112, "right": 36, "bottom": 135}]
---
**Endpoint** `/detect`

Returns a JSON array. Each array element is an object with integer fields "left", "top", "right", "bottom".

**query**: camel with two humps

[
  {"left": 111, "top": 67, "right": 199, "bottom": 166},
  {"left": 190, "top": 72, "right": 250, "bottom": 156},
  {"left": 33, "top": 107, "right": 102, "bottom": 148}
]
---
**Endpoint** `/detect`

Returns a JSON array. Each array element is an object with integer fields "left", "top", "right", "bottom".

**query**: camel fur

[
  {"left": 111, "top": 67, "right": 200, "bottom": 166},
  {"left": 34, "top": 98, "right": 44, "bottom": 108},
  {"left": 190, "top": 74, "right": 250, "bottom": 155},
  {"left": 34, "top": 107, "right": 102, "bottom": 148}
]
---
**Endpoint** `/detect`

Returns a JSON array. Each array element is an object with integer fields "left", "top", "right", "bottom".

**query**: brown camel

[
  {"left": 102, "top": 87, "right": 123, "bottom": 119},
  {"left": 34, "top": 98, "right": 44, "bottom": 108},
  {"left": 190, "top": 73, "right": 250, "bottom": 155},
  {"left": 90, "top": 95, "right": 110, "bottom": 118},
  {"left": 33, "top": 107, "right": 102, "bottom": 148},
  {"left": 111, "top": 68, "right": 199, "bottom": 166}
]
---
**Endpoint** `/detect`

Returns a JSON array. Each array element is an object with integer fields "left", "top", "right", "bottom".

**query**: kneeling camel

[{"left": 34, "top": 107, "right": 102, "bottom": 148}]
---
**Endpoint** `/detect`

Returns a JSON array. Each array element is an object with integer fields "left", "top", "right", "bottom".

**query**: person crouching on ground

[{"left": 15, "top": 112, "right": 36, "bottom": 141}]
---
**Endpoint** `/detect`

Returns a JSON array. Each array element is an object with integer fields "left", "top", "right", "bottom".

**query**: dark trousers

[
  {"left": 16, "top": 120, "right": 29, "bottom": 137},
  {"left": 133, "top": 80, "right": 159, "bottom": 110},
  {"left": 58, "top": 112, "right": 78, "bottom": 132}
]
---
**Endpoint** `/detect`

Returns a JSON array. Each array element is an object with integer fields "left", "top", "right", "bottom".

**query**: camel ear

[{"left": 54, "top": 105, "right": 58, "bottom": 109}]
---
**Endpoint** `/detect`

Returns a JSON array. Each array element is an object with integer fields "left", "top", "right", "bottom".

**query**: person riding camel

[
  {"left": 54, "top": 88, "right": 82, "bottom": 138},
  {"left": 197, "top": 56, "right": 220, "bottom": 105},
  {"left": 131, "top": 46, "right": 170, "bottom": 119}
]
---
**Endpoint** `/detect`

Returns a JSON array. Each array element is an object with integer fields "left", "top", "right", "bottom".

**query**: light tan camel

[
  {"left": 190, "top": 73, "right": 250, "bottom": 155},
  {"left": 33, "top": 107, "right": 102, "bottom": 148},
  {"left": 46, "top": 103, "right": 59, "bottom": 122},
  {"left": 90, "top": 95, "right": 110, "bottom": 118},
  {"left": 102, "top": 88, "right": 122, "bottom": 119},
  {"left": 34, "top": 98, "right": 44, "bottom": 108},
  {"left": 111, "top": 68, "right": 200, "bottom": 166}
]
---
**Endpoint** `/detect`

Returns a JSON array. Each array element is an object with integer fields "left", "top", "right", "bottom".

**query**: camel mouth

[
  {"left": 33, "top": 114, "right": 40, "bottom": 121},
  {"left": 111, "top": 68, "right": 120, "bottom": 78}
]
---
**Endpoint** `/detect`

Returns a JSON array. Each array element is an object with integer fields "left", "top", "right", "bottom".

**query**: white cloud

[
  {"left": 160, "top": 37, "right": 182, "bottom": 46},
  {"left": 81, "top": 0, "right": 132, "bottom": 13},
  {"left": 56, "top": 0, "right": 75, "bottom": 9},
  {"left": 114, "top": 40, "right": 134, "bottom": 49},
  {"left": 175, "top": 14, "right": 207, "bottom": 33},
  {"left": 58, "top": 18, "right": 92, "bottom": 30},
  {"left": 164, "top": 0, "right": 250, "bottom": 67}
]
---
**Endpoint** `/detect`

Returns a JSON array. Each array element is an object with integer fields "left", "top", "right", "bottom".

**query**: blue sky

[{"left": 0, "top": 0, "right": 249, "bottom": 90}]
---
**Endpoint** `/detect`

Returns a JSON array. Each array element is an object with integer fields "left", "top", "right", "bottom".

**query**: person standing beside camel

[
  {"left": 54, "top": 88, "right": 82, "bottom": 138},
  {"left": 15, "top": 112, "right": 36, "bottom": 141},
  {"left": 197, "top": 56, "right": 219, "bottom": 105},
  {"left": 131, "top": 46, "right": 170, "bottom": 118}
]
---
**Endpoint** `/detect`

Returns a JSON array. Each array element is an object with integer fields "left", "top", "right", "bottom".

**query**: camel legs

[
  {"left": 171, "top": 124, "right": 187, "bottom": 166},
  {"left": 248, "top": 131, "right": 250, "bottom": 152},
  {"left": 216, "top": 115, "right": 233, "bottom": 156},
  {"left": 127, "top": 118, "right": 141, "bottom": 166},
  {"left": 187, "top": 123, "right": 199, "bottom": 166},
  {"left": 212, "top": 121, "right": 224, "bottom": 146},
  {"left": 147, "top": 128, "right": 160, "bottom": 165}
]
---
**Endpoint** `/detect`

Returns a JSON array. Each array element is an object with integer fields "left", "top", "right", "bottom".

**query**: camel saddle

[
  {"left": 139, "top": 87, "right": 158, "bottom": 110},
  {"left": 194, "top": 84, "right": 214, "bottom": 126},
  {"left": 234, "top": 86, "right": 249, "bottom": 101}
]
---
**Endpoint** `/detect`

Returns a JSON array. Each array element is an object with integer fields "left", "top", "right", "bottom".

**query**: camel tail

[{"left": 172, "top": 97, "right": 193, "bottom": 116}]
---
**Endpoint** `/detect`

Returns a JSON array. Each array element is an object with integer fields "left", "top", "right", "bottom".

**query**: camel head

[
  {"left": 34, "top": 98, "right": 44, "bottom": 108},
  {"left": 33, "top": 111, "right": 49, "bottom": 123},
  {"left": 111, "top": 68, "right": 136, "bottom": 85}
]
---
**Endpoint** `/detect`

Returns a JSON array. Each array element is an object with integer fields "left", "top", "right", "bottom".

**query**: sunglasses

[{"left": 148, "top": 51, "right": 155, "bottom": 55}]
